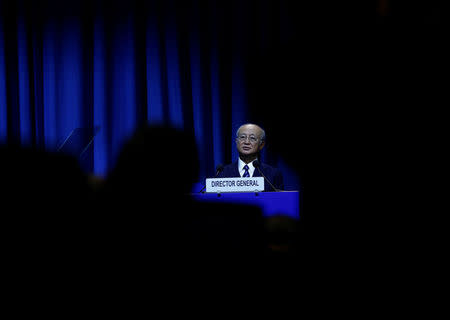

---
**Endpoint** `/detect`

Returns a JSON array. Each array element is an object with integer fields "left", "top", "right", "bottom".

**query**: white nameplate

[{"left": 205, "top": 177, "right": 265, "bottom": 193}]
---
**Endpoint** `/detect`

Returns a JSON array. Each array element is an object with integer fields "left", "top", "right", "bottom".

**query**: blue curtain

[{"left": 0, "top": 0, "right": 299, "bottom": 190}]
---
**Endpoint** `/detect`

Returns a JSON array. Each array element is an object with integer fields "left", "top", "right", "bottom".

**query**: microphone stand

[
  {"left": 254, "top": 160, "right": 279, "bottom": 192},
  {"left": 199, "top": 165, "right": 224, "bottom": 193}
]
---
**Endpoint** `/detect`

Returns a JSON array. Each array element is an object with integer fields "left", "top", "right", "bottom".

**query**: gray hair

[{"left": 236, "top": 123, "right": 266, "bottom": 143}]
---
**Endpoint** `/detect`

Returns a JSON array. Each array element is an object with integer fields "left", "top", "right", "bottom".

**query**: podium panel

[{"left": 191, "top": 191, "right": 300, "bottom": 219}]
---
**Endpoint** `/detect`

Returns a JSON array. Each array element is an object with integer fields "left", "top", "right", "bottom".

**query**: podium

[{"left": 191, "top": 191, "right": 300, "bottom": 219}]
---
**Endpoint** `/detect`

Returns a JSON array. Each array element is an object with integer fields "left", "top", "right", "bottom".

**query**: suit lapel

[
  {"left": 252, "top": 164, "right": 262, "bottom": 177},
  {"left": 232, "top": 161, "right": 240, "bottom": 177}
]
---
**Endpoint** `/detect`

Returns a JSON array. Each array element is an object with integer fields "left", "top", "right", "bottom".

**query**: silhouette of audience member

[
  {"left": 89, "top": 126, "right": 199, "bottom": 285},
  {"left": 0, "top": 143, "right": 92, "bottom": 209},
  {"left": 0, "top": 143, "right": 95, "bottom": 308},
  {"left": 97, "top": 125, "right": 199, "bottom": 253},
  {"left": 0, "top": 130, "right": 298, "bottom": 314},
  {"left": 0, "top": 125, "right": 295, "bottom": 312},
  {"left": 83, "top": 125, "right": 271, "bottom": 310},
  {"left": 102, "top": 125, "right": 199, "bottom": 208},
  {"left": 96, "top": 126, "right": 268, "bottom": 270}
]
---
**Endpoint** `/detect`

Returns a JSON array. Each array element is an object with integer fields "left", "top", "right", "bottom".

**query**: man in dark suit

[{"left": 217, "top": 123, "right": 284, "bottom": 191}]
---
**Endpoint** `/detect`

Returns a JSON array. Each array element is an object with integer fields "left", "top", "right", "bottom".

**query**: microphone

[
  {"left": 253, "top": 160, "right": 279, "bottom": 192},
  {"left": 199, "top": 164, "right": 224, "bottom": 193}
]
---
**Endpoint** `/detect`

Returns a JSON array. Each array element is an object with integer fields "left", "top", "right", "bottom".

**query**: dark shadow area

[
  {"left": 1, "top": 126, "right": 301, "bottom": 312},
  {"left": 94, "top": 125, "right": 301, "bottom": 291},
  {"left": 374, "top": 0, "right": 447, "bottom": 284},
  {"left": 0, "top": 143, "right": 95, "bottom": 309},
  {"left": 241, "top": 1, "right": 448, "bottom": 278},
  {"left": 96, "top": 125, "right": 276, "bottom": 263}
]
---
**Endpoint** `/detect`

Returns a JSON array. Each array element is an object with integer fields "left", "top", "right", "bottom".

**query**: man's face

[{"left": 235, "top": 125, "right": 265, "bottom": 157}]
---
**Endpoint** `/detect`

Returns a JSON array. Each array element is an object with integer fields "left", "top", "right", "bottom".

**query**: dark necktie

[{"left": 243, "top": 165, "right": 250, "bottom": 177}]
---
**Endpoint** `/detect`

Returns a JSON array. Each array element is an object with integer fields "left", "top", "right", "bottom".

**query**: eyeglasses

[{"left": 237, "top": 135, "right": 259, "bottom": 143}]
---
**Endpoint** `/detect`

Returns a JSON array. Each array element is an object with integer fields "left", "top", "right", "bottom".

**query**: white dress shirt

[{"left": 238, "top": 158, "right": 257, "bottom": 177}]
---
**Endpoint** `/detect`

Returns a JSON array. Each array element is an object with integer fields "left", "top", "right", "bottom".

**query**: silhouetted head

[
  {"left": 105, "top": 125, "right": 199, "bottom": 202},
  {"left": 0, "top": 143, "right": 93, "bottom": 291},
  {"left": 0, "top": 143, "right": 90, "bottom": 211}
]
